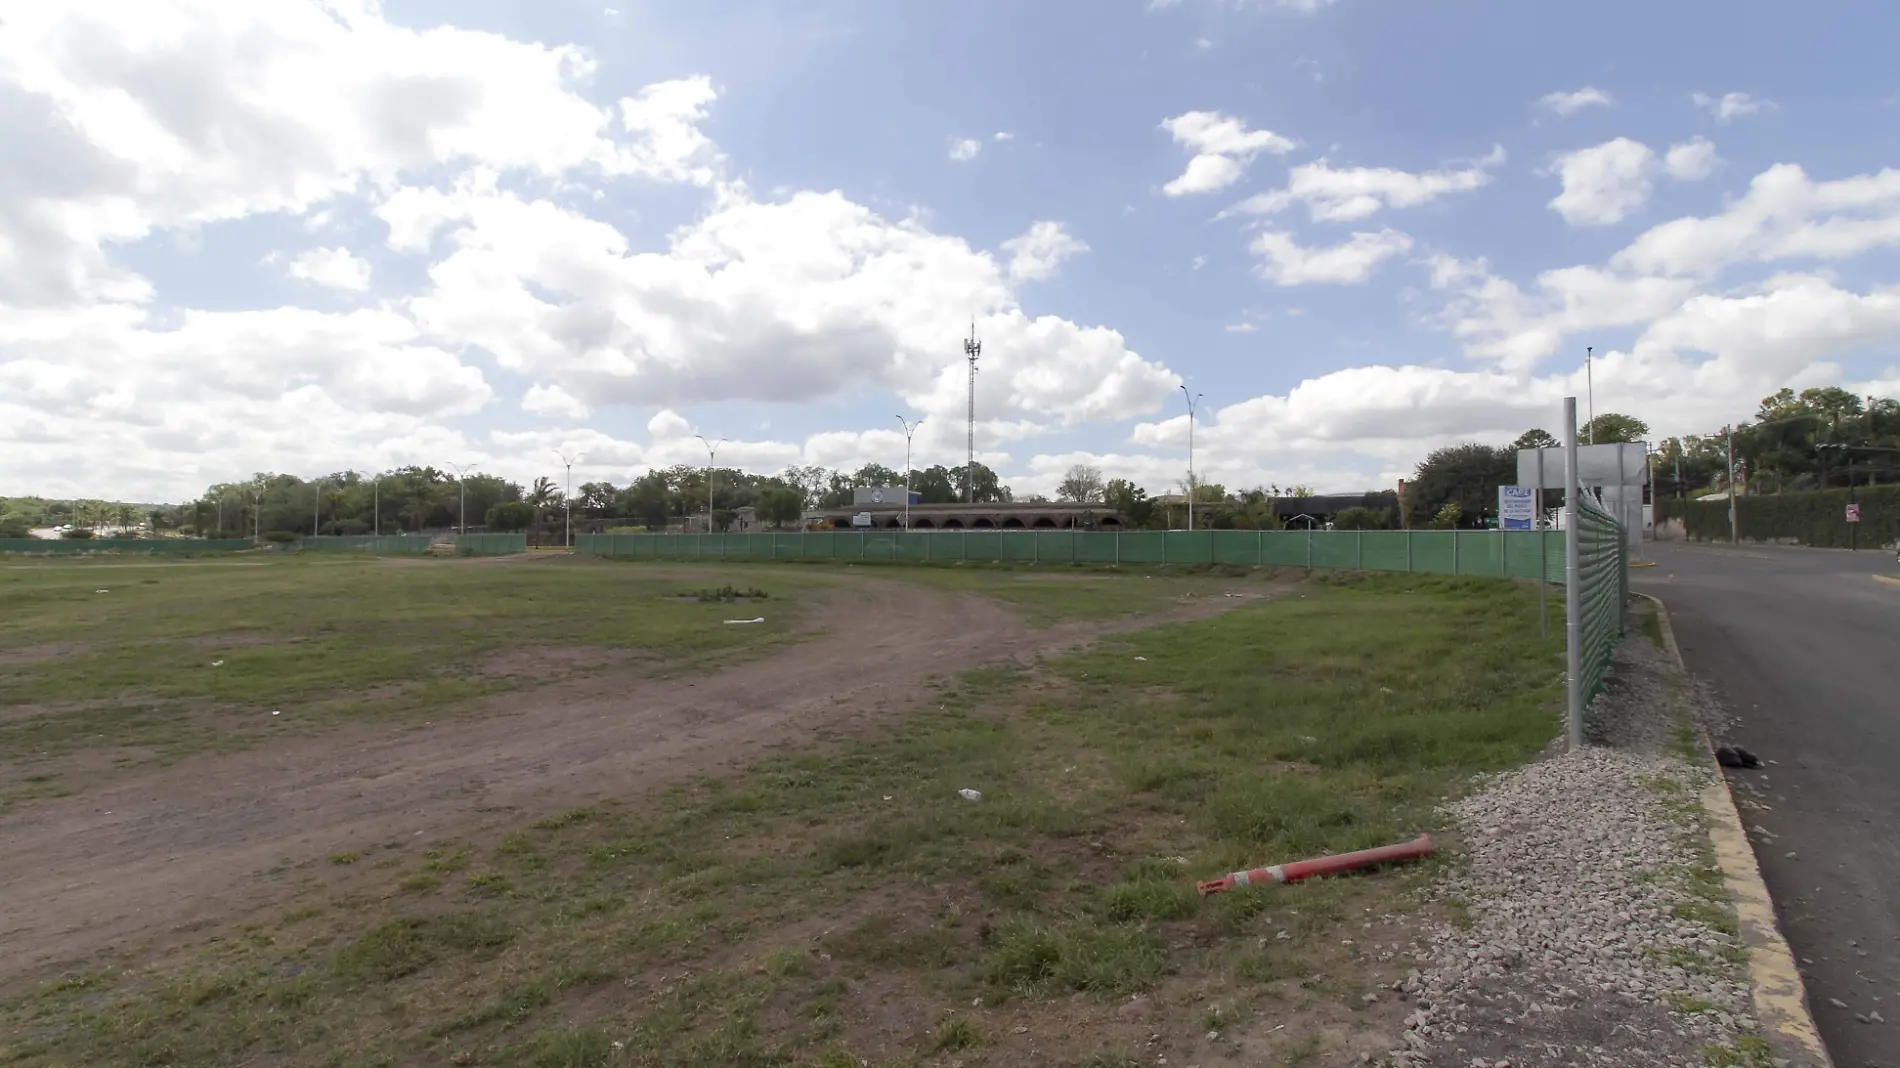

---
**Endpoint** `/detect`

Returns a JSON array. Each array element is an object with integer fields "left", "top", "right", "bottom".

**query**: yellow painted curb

[
  {"left": 1874, "top": 574, "right": 1900, "bottom": 590},
  {"left": 1637, "top": 594, "right": 1833, "bottom": 1068}
]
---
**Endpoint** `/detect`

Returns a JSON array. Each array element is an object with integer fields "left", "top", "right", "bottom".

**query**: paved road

[{"left": 1637, "top": 542, "right": 1899, "bottom": 1068}]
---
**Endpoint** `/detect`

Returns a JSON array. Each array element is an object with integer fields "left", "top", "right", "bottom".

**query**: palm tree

[
  {"left": 526, "top": 477, "right": 560, "bottom": 544},
  {"left": 113, "top": 503, "right": 137, "bottom": 535}
]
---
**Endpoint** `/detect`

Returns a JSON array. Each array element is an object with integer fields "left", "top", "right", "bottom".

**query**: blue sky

[{"left": 2, "top": 0, "right": 1897, "bottom": 502}]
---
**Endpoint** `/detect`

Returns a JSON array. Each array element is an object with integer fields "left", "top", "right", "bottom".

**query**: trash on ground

[
  {"left": 270, "top": 710, "right": 281, "bottom": 716},
  {"left": 723, "top": 617, "right": 765, "bottom": 625},
  {"left": 1133, "top": 656, "right": 1148, "bottom": 661},
  {"left": 1715, "top": 745, "right": 1763, "bottom": 769},
  {"left": 95, "top": 589, "right": 109, "bottom": 594},
  {"left": 957, "top": 788, "right": 981, "bottom": 802},
  {"left": 1197, "top": 834, "right": 1433, "bottom": 896},
  {"left": 210, "top": 660, "right": 224, "bottom": 668}
]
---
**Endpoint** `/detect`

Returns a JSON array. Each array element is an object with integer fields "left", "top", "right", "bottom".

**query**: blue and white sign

[{"left": 1498, "top": 485, "right": 1537, "bottom": 530}]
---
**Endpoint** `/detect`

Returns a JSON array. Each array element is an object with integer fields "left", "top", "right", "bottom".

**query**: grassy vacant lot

[
  {"left": 1, "top": 561, "right": 1567, "bottom": 1068},
  {"left": 0, "top": 556, "right": 816, "bottom": 807}
]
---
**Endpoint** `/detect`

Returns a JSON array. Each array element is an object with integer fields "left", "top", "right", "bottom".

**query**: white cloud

[
  {"left": 1663, "top": 138, "right": 1718, "bottom": 181},
  {"left": 1546, "top": 137, "right": 1717, "bottom": 226},
  {"left": 616, "top": 76, "right": 724, "bottom": 186},
  {"left": 286, "top": 246, "right": 372, "bottom": 291},
  {"left": 1538, "top": 87, "right": 1614, "bottom": 116},
  {"left": 0, "top": 0, "right": 713, "bottom": 312},
  {"left": 948, "top": 137, "right": 983, "bottom": 162},
  {"left": 1614, "top": 163, "right": 1900, "bottom": 278},
  {"left": 1692, "top": 91, "right": 1773, "bottom": 124},
  {"left": 1224, "top": 321, "right": 1257, "bottom": 333},
  {"left": 1001, "top": 221, "right": 1089, "bottom": 282},
  {"left": 646, "top": 409, "right": 692, "bottom": 439},
  {"left": 1227, "top": 146, "right": 1503, "bottom": 222},
  {"left": 1250, "top": 230, "right": 1412, "bottom": 286},
  {"left": 521, "top": 383, "right": 591, "bottom": 421},
  {"left": 1547, "top": 138, "right": 1659, "bottom": 226},
  {"left": 993, "top": 131, "right": 1014, "bottom": 142},
  {"left": 1160, "top": 111, "right": 1297, "bottom": 196}
]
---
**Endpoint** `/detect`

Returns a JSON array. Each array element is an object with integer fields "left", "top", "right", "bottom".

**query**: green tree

[
  {"left": 1511, "top": 429, "right": 1559, "bottom": 452},
  {"left": 1408, "top": 443, "right": 1513, "bottom": 529},
  {"left": 1581, "top": 413, "right": 1650, "bottom": 445},
  {"left": 949, "top": 462, "right": 1010, "bottom": 503},
  {"left": 485, "top": 501, "right": 536, "bottom": 532},
  {"left": 851, "top": 463, "right": 903, "bottom": 488},
  {"left": 0, "top": 514, "right": 30, "bottom": 538},
  {"left": 758, "top": 486, "right": 805, "bottom": 528},
  {"left": 1057, "top": 464, "right": 1105, "bottom": 503},
  {"left": 617, "top": 471, "right": 673, "bottom": 530},
  {"left": 1332, "top": 506, "right": 1393, "bottom": 530},
  {"left": 1104, "top": 479, "right": 1156, "bottom": 528},
  {"left": 1427, "top": 501, "right": 1463, "bottom": 529},
  {"left": 913, "top": 465, "right": 958, "bottom": 504}
]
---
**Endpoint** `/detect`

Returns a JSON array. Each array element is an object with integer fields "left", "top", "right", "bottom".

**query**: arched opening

[
  {"left": 1099, "top": 516, "right": 1124, "bottom": 528},
  {"left": 942, "top": 518, "right": 965, "bottom": 529},
  {"left": 1032, "top": 517, "right": 1057, "bottom": 528},
  {"left": 973, "top": 517, "right": 996, "bottom": 528},
  {"left": 913, "top": 518, "right": 936, "bottom": 529},
  {"left": 1001, "top": 517, "right": 1026, "bottom": 528},
  {"left": 884, "top": 517, "right": 904, "bottom": 528}
]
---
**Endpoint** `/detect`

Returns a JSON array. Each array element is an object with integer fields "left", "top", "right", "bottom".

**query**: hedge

[{"left": 1656, "top": 484, "right": 1900, "bottom": 548}]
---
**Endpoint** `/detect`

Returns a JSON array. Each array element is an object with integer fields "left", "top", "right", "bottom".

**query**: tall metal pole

[
  {"left": 449, "top": 462, "right": 475, "bottom": 537},
  {"left": 555, "top": 449, "right": 582, "bottom": 547},
  {"left": 695, "top": 435, "right": 725, "bottom": 533},
  {"left": 896, "top": 415, "right": 923, "bottom": 530},
  {"left": 1725, "top": 426, "right": 1738, "bottom": 545},
  {"left": 1536, "top": 448, "right": 1547, "bottom": 639},
  {"left": 373, "top": 477, "right": 379, "bottom": 537},
  {"left": 312, "top": 478, "right": 323, "bottom": 538},
  {"left": 1181, "top": 387, "right": 1202, "bottom": 531},
  {"left": 1585, "top": 346, "right": 1595, "bottom": 445},
  {"left": 964, "top": 320, "right": 981, "bottom": 504},
  {"left": 1563, "top": 397, "right": 1584, "bottom": 753}
]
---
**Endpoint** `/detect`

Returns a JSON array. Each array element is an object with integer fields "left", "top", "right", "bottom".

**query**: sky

[{"left": 2, "top": 0, "right": 1898, "bottom": 503}]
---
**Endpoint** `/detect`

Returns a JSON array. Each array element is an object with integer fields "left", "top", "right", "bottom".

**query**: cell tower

[{"left": 963, "top": 318, "right": 981, "bottom": 504}]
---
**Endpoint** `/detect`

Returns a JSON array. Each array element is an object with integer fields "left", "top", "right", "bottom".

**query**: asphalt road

[{"left": 1637, "top": 542, "right": 1899, "bottom": 1068}]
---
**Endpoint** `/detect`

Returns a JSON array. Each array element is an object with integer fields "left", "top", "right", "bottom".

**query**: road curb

[
  {"left": 1638, "top": 593, "right": 1833, "bottom": 1068},
  {"left": 1874, "top": 574, "right": 1900, "bottom": 590}
]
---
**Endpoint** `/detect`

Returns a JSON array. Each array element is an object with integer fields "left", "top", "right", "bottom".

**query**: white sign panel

[
  {"left": 1846, "top": 502, "right": 1861, "bottom": 524},
  {"left": 1498, "top": 485, "right": 1537, "bottom": 531},
  {"left": 851, "top": 512, "right": 874, "bottom": 528}
]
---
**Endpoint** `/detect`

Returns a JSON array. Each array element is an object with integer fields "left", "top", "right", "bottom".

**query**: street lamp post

[
  {"left": 896, "top": 415, "right": 924, "bottom": 530},
  {"left": 554, "top": 449, "right": 582, "bottom": 548},
  {"left": 449, "top": 462, "right": 475, "bottom": 537},
  {"left": 694, "top": 435, "right": 726, "bottom": 533},
  {"left": 312, "top": 479, "right": 324, "bottom": 538},
  {"left": 1180, "top": 386, "right": 1202, "bottom": 531},
  {"left": 372, "top": 475, "right": 380, "bottom": 538}
]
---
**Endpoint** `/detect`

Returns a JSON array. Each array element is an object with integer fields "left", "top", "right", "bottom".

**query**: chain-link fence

[
  {"left": 577, "top": 529, "right": 1567, "bottom": 582},
  {"left": 1573, "top": 487, "right": 1629, "bottom": 706}
]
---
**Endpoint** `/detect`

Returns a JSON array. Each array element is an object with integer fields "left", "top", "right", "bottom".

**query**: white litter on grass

[
  {"left": 270, "top": 710, "right": 281, "bottom": 716},
  {"left": 211, "top": 660, "right": 225, "bottom": 668},
  {"left": 957, "top": 788, "right": 981, "bottom": 802},
  {"left": 1133, "top": 656, "right": 1148, "bottom": 661},
  {"left": 723, "top": 617, "right": 765, "bottom": 625},
  {"left": 95, "top": 589, "right": 108, "bottom": 594}
]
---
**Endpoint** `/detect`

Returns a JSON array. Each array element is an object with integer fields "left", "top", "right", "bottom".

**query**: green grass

[
  {"left": 0, "top": 571, "right": 1567, "bottom": 1068},
  {"left": 0, "top": 556, "right": 820, "bottom": 771}
]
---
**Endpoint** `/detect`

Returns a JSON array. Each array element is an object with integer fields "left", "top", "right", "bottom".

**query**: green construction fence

[
  {"left": 0, "top": 538, "right": 256, "bottom": 555},
  {"left": 575, "top": 529, "right": 1569, "bottom": 583},
  {"left": 300, "top": 535, "right": 433, "bottom": 554},
  {"left": 456, "top": 533, "right": 528, "bottom": 555}
]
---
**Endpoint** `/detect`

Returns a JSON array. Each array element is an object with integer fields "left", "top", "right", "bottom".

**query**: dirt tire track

[{"left": 0, "top": 573, "right": 1281, "bottom": 985}]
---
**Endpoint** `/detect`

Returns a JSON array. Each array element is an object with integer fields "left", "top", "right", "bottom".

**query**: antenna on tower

[{"left": 963, "top": 318, "right": 981, "bottom": 504}]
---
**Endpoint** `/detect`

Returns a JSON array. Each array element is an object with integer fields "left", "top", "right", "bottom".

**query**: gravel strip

[{"left": 1385, "top": 624, "right": 1770, "bottom": 1068}]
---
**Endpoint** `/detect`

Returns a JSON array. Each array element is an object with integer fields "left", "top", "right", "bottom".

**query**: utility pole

[
  {"left": 554, "top": 449, "right": 582, "bottom": 548},
  {"left": 896, "top": 415, "right": 924, "bottom": 530},
  {"left": 312, "top": 478, "right": 323, "bottom": 538},
  {"left": 695, "top": 435, "right": 726, "bottom": 533},
  {"left": 449, "top": 462, "right": 475, "bottom": 537},
  {"left": 1180, "top": 386, "right": 1203, "bottom": 531},
  {"left": 1585, "top": 346, "right": 1595, "bottom": 445},
  {"left": 1724, "top": 427, "right": 1738, "bottom": 545},
  {"left": 1562, "top": 397, "right": 1583, "bottom": 753},
  {"left": 964, "top": 319, "right": 981, "bottom": 504}
]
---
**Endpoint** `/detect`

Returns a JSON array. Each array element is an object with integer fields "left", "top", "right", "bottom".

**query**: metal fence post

[
  {"left": 1114, "top": 530, "right": 1120, "bottom": 565},
  {"left": 1306, "top": 529, "right": 1313, "bottom": 569},
  {"left": 1563, "top": 396, "right": 1585, "bottom": 753},
  {"left": 1034, "top": 532, "right": 1039, "bottom": 565},
  {"left": 1452, "top": 531, "right": 1460, "bottom": 575},
  {"left": 1257, "top": 529, "right": 1263, "bottom": 567},
  {"left": 1356, "top": 530, "right": 1363, "bottom": 570},
  {"left": 1406, "top": 530, "right": 1413, "bottom": 572}
]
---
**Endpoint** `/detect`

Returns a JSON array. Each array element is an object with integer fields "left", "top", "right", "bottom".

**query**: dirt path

[{"left": 0, "top": 575, "right": 1276, "bottom": 985}]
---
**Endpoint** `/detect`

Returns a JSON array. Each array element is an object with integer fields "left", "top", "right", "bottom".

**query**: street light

[
  {"left": 448, "top": 461, "right": 476, "bottom": 537},
  {"left": 554, "top": 449, "right": 583, "bottom": 548},
  {"left": 694, "top": 435, "right": 726, "bottom": 533},
  {"left": 1180, "top": 386, "right": 1203, "bottom": 532},
  {"left": 896, "top": 415, "right": 924, "bottom": 530}
]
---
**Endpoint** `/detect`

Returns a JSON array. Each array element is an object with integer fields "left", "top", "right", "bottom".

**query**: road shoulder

[{"left": 1640, "top": 592, "right": 1834, "bottom": 1068}]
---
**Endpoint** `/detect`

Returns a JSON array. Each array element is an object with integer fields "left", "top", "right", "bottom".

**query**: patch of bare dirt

[
  {"left": 0, "top": 641, "right": 91, "bottom": 666},
  {"left": 0, "top": 573, "right": 1288, "bottom": 988},
  {"left": 473, "top": 645, "right": 644, "bottom": 681}
]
